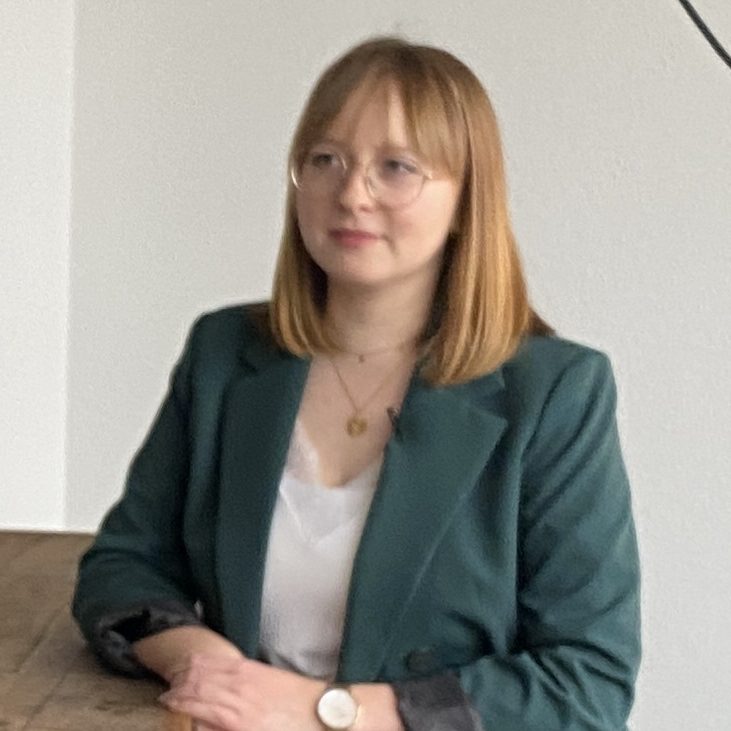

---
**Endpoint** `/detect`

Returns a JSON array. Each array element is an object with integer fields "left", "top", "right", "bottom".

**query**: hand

[
  {"left": 132, "top": 625, "right": 244, "bottom": 683},
  {"left": 158, "top": 653, "right": 326, "bottom": 731}
]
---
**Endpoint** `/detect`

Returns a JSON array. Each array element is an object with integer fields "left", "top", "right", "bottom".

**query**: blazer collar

[{"left": 216, "top": 332, "right": 507, "bottom": 680}]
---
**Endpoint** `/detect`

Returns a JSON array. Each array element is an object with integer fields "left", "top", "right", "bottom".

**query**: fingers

[
  {"left": 160, "top": 682, "right": 245, "bottom": 712},
  {"left": 169, "top": 653, "right": 253, "bottom": 685},
  {"left": 158, "top": 653, "right": 315, "bottom": 731},
  {"left": 168, "top": 655, "right": 253, "bottom": 698},
  {"left": 161, "top": 696, "right": 241, "bottom": 731},
  {"left": 160, "top": 655, "right": 256, "bottom": 729}
]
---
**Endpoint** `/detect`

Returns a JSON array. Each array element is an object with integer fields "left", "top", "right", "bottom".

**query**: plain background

[{"left": 2, "top": 1, "right": 730, "bottom": 728}]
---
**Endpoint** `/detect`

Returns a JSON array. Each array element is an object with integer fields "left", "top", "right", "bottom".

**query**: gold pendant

[{"left": 346, "top": 416, "right": 368, "bottom": 437}]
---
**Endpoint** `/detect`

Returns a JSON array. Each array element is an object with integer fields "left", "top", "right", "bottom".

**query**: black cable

[{"left": 677, "top": 0, "right": 731, "bottom": 70}]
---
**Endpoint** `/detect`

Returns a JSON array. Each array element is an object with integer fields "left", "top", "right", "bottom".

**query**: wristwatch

[{"left": 316, "top": 684, "right": 360, "bottom": 730}]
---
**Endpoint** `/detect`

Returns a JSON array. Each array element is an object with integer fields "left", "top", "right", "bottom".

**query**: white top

[{"left": 258, "top": 418, "right": 382, "bottom": 679}]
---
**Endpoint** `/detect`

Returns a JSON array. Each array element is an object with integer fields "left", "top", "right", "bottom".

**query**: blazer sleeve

[
  {"left": 451, "top": 350, "right": 641, "bottom": 730},
  {"left": 72, "top": 317, "right": 204, "bottom": 673}
]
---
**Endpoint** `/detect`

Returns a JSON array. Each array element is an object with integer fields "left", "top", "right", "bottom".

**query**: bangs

[
  {"left": 291, "top": 44, "right": 468, "bottom": 180},
  {"left": 394, "top": 68, "right": 468, "bottom": 179}
]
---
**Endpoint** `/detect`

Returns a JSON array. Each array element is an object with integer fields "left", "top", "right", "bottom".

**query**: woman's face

[{"left": 295, "top": 81, "right": 462, "bottom": 296}]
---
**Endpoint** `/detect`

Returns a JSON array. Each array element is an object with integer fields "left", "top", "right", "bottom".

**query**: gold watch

[{"left": 315, "top": 684, "right": 360, "bottom": 730}]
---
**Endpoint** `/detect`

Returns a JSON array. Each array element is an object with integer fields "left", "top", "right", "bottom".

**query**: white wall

[
  {"left": 0, "top": 0, "right": 74, "bottom": 530},
  {"left": 3, "top": 1, "right": 731, "bottom": 728}
]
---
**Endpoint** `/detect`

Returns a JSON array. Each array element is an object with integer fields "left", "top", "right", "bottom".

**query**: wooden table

[{"left": 0, "top": 531, "right": 189, "bottom": 730}]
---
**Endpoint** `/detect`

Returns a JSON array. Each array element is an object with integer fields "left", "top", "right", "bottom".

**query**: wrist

[
  {"left": 349, "top": 683, "right": 404, "bottom": 731},
  {"left": 314, "top": 683, "right": 360, "bottom": 730},
  {"left": 131, "top": 625, "right": 243, "bottom": 682}
]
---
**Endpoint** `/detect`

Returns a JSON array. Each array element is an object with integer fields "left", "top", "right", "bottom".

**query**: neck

[{"left": 323, "top": 279, "right": 437, "bottom": 356}]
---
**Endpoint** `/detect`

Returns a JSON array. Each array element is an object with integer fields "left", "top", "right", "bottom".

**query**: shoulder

[
  {"left": 179, "top": 301, "right": 277, "bottom": 377},
  {"left": 492, "top": 333, "right": 618, "bottom": 427},
  {"left": 504, "top": 333, "right": 614, "bottom": 393},
  {"left": 191, "top": 300, "right": 269, "bottom": 342},
  {"left": 188, "top": 301, "right": 272, "bottom": 350}
]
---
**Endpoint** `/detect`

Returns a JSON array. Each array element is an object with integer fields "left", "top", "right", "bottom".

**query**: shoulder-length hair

[{"left": 265, "top": 36, "right": 553, "bottom": 386}]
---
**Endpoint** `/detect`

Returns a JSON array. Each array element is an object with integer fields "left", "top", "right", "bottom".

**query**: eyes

[
  {"left": 382, "top": 157, "right": 421, "bottom": 177},
  {"left": 308, "top": 151, "right": 341, "bottom": 169},
  {"left": 293, "top": 143, "right": 433, "bottom": 207},
  {"left": 304, "top": 146, "right": 424, "bottom": 180}
]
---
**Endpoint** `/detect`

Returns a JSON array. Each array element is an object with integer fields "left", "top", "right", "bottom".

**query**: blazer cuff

[
  {"left": 392, "top": 673, "right": 485, "bottom": 731},
  {"left": 89, "top": 600, "right": 203, "bottom": 677}
]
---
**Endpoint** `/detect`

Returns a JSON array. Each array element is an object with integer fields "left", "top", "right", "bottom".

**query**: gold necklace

[
  {"left": 328, "top": 354, "right": 413, "bottom": 437},
  {"left": 332, "top": 331, "right": 421, "bottom": 364}
]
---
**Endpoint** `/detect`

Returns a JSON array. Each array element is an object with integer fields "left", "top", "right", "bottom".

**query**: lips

[{"left": 329, "top": 228, "right": 380, "bottom": 246}]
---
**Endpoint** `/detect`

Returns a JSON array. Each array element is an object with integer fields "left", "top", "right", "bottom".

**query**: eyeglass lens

[{"left": 294, "top": 146, "right": 427, "bottom": 207}]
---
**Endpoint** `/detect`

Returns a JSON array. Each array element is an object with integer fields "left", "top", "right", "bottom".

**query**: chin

[{"left": 325, "top": 268, "right": 391, "bottom": 291}]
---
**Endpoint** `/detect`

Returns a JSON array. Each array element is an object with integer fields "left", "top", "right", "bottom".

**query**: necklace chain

[
  {"left": 333, "top": 331, "right": 420, "bottom": 363},
  {"left": 328, "top": 352, "right": 413, "bottom": 437}
]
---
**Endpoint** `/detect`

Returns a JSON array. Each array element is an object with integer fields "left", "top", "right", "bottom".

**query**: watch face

[{"left": 316, "top": 687, "right": 359, "bottom": 730}]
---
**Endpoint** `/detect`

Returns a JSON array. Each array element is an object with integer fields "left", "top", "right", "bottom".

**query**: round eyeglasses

[{"left": 291, "top": 145, "right": 433, "bottom": 209}]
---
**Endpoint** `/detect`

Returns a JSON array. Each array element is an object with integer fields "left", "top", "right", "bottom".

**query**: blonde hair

[{"left": 265, "top": 36, "right": 552, "bottom": 386}]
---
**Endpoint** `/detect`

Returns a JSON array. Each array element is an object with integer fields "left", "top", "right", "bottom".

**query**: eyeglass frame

[{"left": 290, "top": 144, "right": 436, "bottom": 210}]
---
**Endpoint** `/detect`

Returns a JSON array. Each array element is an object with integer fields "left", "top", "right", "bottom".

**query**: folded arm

[{"left": 453, "top": 351, "right": 641, "bottom": 730}]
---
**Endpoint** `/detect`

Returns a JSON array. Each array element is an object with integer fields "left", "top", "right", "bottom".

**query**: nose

[{"left": 336, "top": 163, "right": 376, "bottom": 210}]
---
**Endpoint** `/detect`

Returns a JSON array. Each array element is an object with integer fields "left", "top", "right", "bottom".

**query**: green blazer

[{"left": 73, "top": 303, "right": 641, "bottom": 730}]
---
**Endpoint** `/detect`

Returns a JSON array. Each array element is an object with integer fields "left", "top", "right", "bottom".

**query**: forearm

[
  {"left": 132, "top": 625, "right": 244, "bottom": 683},
  {"left": 133, "top": 627, "right": 404, "bottom": 730}
]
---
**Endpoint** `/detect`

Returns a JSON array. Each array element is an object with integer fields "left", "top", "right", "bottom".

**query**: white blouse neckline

[{"left": 288, "top": 417, "right": 383, "bottom": 490}]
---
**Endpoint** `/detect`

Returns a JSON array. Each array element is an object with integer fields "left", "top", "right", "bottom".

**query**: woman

[{"left": 73, "top": 37, "right": 641, "bottom": 730}]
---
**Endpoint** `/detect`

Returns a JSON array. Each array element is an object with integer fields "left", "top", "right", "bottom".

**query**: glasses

[{"left": 291, "top": 144, "right": 433, "bottom": 209}]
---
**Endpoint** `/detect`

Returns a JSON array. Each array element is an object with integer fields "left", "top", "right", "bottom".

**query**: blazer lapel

[
  {"left": 336, "top": 370, "right": 508, "bottom": 682},
  {"left": 215, "top": 324, "right": 507, "bottom": 677},
  {"left": 216, "top": 339, "right": 310, "bottom": 654}
]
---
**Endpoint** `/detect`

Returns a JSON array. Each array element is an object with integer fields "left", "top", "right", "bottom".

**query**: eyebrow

[{"left": 315, "top": 137, "right": 421, "bottom": 158}]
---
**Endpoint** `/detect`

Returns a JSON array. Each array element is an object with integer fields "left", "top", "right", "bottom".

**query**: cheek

[
  {"left": 294, "top": 196, "right": 315, "bottom": 238},
  {"left": 395, "top": 202, "right": 455, "bottom": 254},
  {"left": 294, "top": 198, "right": 334, "bottom": 273},
  {"left": 294, "top": 197, "right": 329, "bottom": 255}
]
